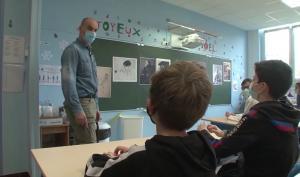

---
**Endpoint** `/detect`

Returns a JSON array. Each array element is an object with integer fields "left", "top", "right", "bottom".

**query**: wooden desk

[
  {"left": 202, "top": 117, "right": 238, "bottom": 126},
  {"left": 31, "top": 138, "right": 148, "bottom": 177},
  {"left": 40, "top": 124, "right": 69, "bottom": 147}
]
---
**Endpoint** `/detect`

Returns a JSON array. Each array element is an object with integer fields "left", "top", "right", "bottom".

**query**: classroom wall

[
  {"left": 40, "top": 0, "right": 247, "bottom": 140},
  {"left": 247, "top": 30, "right": 262, "bottom": 78},
  {"left": 1, "top": 0, "right": 31, "bottom": 174},
  {"left": 1, "top": 0, "right": 40, "bottom": 175}
]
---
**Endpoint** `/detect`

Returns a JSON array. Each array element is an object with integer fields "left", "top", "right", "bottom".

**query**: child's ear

[
  {"left": 261, "top": 82, "right": 270, "bottom": 95},
  {"left": 146, "top": 98, "right": 155, "bottom": 115}
]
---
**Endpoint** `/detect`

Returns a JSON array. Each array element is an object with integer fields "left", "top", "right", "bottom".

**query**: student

[
  {"left": 239, "top": 78, "right": 252, "bottom": 112},
  {"left": 85, "top": 61, "right": 217, "bottom": 177},
  {"left": 203, "top": 60, "right": 300, "bottom": 177},
  {"left": 226, "top": 79, "right": 254, "bottom": 118},
  {"left": 296, "top": 79, "right": 300, "bottom": 108}
]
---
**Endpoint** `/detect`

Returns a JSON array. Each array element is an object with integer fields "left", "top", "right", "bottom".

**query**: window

[
  {"left": 264, "top": 28, "right": 290, "bottom": 64},
  {"left": 293, "top": 26, "right": 300, "bottom": 79}
]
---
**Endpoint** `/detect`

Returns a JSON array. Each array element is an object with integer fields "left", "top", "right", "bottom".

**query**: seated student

[
  {"left": 85, "top": 61, "right": 217, "bottom": 177},
  {"left": 201, "top": 60, "right": 300, "bottom": 177},
  {"left": 296, "top": 79, "right": 300, "bottom": 108},
  {"left": 226, "top": 79, "right": 258, "bottom": 118}
]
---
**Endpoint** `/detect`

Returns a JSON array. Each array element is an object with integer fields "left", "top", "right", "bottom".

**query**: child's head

[
  {"left": 241, "top": 78, "right": 252, "bottom": 90},
  {"left": 148, "top": 61, "right": 212, "bottom": 131},
  {"left": 253, "top": 60, "right": 292, "bottom": 100}
]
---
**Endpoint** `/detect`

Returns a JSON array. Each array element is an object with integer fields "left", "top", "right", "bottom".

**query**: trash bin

[{"left": 96, "top": 122, "right": 111, "bottom": 143}]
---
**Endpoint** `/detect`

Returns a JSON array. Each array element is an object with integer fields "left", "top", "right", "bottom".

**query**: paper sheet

[{"left": 3, "top": 64, "right": 25, "bottom": 92}]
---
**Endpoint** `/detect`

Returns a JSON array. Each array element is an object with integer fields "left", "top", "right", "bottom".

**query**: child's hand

[
  {"left": 114, "top": 146, "right": 129, "bottom": 156},
  {"left": 225, "top": 112, "right": 235, "bottom": 117},
  {"left": 104, "top": 152, "right": 118, "bottom": 158},
  {"left": 197, "top": 123, "right": 208, "bottom": 131},
  {"left": 207, "top": 125, "right": 225, "bottom": 138}
]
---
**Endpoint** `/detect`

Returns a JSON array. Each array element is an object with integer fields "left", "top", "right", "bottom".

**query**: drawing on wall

[
  {"left": 39, "top": 65, "right": 61, "bottom": 86},
  {"left": 97, "top": 66, "right": 112, "bottom": 98},
  {"left": 223, "top": 62, "right": 231, "bottom": 82},
  {"left": 113, "top": 56, "right": 137, "bottom": 82},
  {"left": 41, "top": 50, "right": 54, "bottom": 61},
  {"left": 139, "top": 57, "right": 156, "bottom": 85},
  {"left": 155, "top": 58, "right": 171, "bottom": 72},
  {"left": 213, "top": 64, "right": 222, "bottom": 85}
]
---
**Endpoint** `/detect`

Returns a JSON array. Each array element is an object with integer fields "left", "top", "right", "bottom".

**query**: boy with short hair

[
  {"left": 205, "top": 60, "right": 300, "bottom": 177},
  {"left": 85, "top": 61, "right": 216, "bottom": 177}
]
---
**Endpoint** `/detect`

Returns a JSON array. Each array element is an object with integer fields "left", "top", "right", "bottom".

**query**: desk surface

[
  {"left": 202, "top": 117, "right": 238, "bottom": 126},
  {"left": 31, "top": 138, "right": 148, "bottom": 177}
]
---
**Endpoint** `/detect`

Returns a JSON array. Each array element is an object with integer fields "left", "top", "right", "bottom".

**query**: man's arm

[{"left": 61, "top": 46, "right": 82, "bottom": 113}]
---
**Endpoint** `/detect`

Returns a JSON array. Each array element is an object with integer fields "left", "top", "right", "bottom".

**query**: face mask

[
  {"left": 146, "top": 107, "right": 156, "bottom": 124},
  {"left": 249, "top": 82, "right": 258, "bottom": 100},
  {"left": 84, "top": 31, "right": 96, "bottom": 45}
]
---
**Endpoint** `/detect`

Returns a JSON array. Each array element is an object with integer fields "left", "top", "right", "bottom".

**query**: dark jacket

[
  {"left": 85, "top": 131, "right": 217, "bottom": 177},
  {"left": 213, "top": 99, "right": 300, "bottom": 177}
]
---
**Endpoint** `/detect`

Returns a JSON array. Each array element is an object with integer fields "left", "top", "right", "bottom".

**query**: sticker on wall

[
  {"left": 41, "top": 50, "right": 54, "bottom": 61},
  {"left": 223, "top": 62, "right": 231, "bottom": 82},
  {"left": 155, "top": 58, "right": 171, "bottom": 72},
  {"left": 39, "top": 65, "right": 61, "bottom": 86},
  {"left": 97, "top": 66, "right": 112, "bottom": 98},
  {"left": 113, "top": 56, "right": 137, "bottom": 82},
  {"left": 139, "top": 57, "right": 155, "bottom": 85},
  {"left": 212, "top": 64, "right": 222, "bottom": 85}
]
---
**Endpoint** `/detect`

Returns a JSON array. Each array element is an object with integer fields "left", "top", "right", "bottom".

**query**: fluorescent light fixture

[
  {"left": 281, "top": 0, "right": 300, "bottom": 8},
  {"left": 167, "top": 21, "right": 196, "bottom": 31}
]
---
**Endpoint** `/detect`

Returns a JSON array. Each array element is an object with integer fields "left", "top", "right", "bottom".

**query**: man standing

[{"left": 61, "top": 17, "right": 100, "bottom": 144}]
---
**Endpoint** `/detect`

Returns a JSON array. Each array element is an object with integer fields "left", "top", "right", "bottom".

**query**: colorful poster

[
  {"left": 113, "top": 56, "right": 137, "bottom": 82},
  {"left": 97, "top": 67, "right": 112, "bottom": 98},
  {"left": 39, "top": 65, "right": 61, "bottom": 86},
  {"left": 139, "top": 57, "right": 156, "bottom": 85}
]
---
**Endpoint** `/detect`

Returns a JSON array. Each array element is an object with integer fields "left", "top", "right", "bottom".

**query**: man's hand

[
  {"left": 96, "top": 110, "right": 101, "bottom": 122},
  {"left": 114, "top": 146, "right": 129, "bottom": 156},
  {"left": 74, "top": 112, "right": 88, "bottom": 128},
  {"left": 207, "top": 125, "right": 225, "bottom": 138}
]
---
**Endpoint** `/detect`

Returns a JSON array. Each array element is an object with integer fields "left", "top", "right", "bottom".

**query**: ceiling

[{"left": 161, "top": 0, "right": 300, "bottom": 30}]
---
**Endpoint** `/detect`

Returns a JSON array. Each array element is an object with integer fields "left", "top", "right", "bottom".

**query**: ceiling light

[{"left": 281, "top": 0, "right": 300, "bottom": 8}]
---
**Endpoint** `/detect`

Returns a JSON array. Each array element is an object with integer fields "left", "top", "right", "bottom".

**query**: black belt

[{"left": 80, "top": 94, "right": 96, "bottom": 99}]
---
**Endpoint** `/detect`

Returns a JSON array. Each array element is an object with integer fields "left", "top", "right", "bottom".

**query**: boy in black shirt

[
  {"left": 85, "top": 61, "right": 217, "bottom": 177},
  {"left": 204, "top": 60, "right": 300, "bottom": 177}
]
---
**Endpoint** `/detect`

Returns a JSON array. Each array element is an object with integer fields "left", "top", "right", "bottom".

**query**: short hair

[
  {"left": 150, "top": 61, "right": 212, "bottom": 131},
  {"left": 78, "top": 17, "right": 99, "bottom": 29},
  {"left": 241, "top": 78, "right": 252, "bottom": 86},
  {"left": 254, "top": 60, "right": 292, "bottom": 99}
]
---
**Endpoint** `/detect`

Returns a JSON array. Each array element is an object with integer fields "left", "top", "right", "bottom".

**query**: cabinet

[{"left": 40, "top": 124, "right": 69, "bottom": 148}]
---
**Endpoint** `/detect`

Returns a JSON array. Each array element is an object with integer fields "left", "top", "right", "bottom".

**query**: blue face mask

[{"left": 84, "top": 31, "right": 96, "bottom": 45}]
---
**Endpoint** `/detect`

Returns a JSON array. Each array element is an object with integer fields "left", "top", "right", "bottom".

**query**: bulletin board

[{"left": 92, "top": 38, "right": 231, "bottom": 111}]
